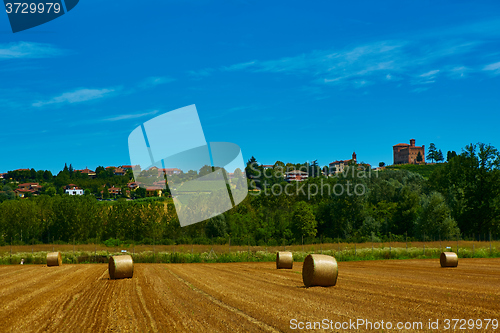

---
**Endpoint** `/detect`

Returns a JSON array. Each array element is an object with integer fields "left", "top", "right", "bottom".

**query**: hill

[{"left": 384, "top": 163, "right": 445, "bottom": 179}]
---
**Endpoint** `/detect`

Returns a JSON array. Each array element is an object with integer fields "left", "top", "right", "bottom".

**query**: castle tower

[
  {"left": 410, "top": 139, "right": 415, "bottom": 147},
  {"left": 352, "top": 152, "right": 357, "bottom": 163}
]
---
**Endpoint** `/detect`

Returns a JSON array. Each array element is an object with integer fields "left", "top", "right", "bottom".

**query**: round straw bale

[
  {"left": 276, "top": 251, "right": 293, "bottom": 269},
  {"left": 109, "top": 255, "right": 134, "bottom": 279},
  {"left": 440, "top": 252, "right": 458, "bottom": 267},
  {"left": 302, "top": 254, "right": 338, "bottom": 287},
  {"left": 46, "top": 252, "right": 62, "bottom": 266}
]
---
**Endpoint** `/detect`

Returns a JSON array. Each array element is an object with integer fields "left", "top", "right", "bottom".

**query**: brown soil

[{"left": 0, "top": 259, "right": 499, "bottom": 332}]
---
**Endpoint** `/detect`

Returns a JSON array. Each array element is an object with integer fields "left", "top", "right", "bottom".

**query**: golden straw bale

[
  {"left": 276, "top": 251, "right": 293, "bottom": 269},
  {"left": 302, "top": 254, "right": 338, "bottom": 287},
  {"left": 109, "top": 255, "right": 134, "bottom": 279},
  {"left": 440, "top": 252, "right": 458, "bottom": 267},
  {"left": 46, "top": 252, "right": 62, "bottom": 266}
]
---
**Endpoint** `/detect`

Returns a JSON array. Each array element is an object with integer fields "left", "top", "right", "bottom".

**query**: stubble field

[{"left": 0, "top": 258, "right": 499, "bottom": 332}]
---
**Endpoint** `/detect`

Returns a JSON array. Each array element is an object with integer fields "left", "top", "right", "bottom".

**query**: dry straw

[
  {"left": 109, "top": 255, "right": 134, "bottom": 279},
  {"left": 440, "top": 252, "right": 458, "bottom": 267},
  {"left": 302, "top": 254, "right": 338, "bottom": 287},
  {"left": 46, "top": 252, "right": 62, "bottom": 266},
  {"left": 276, "top": 251, "right": 293, "bottom": 269}
]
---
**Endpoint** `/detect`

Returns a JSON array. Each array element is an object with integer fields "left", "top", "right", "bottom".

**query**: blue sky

[{"left": 1, "top": 0, "right": 499, "bottom": 174}]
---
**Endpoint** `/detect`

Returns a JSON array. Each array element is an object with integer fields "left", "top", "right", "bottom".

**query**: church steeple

[{"left": 352, "top": 151, "right": 357, "bottom": 162}]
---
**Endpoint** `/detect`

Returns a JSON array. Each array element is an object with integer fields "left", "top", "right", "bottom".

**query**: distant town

[{"left": 0, "top": 138, "right": 452, "bottom": 200}]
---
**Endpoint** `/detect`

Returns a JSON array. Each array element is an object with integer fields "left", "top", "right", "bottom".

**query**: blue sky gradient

[{"left": 1, "top": 0, "right": 499, "bottom": 173}]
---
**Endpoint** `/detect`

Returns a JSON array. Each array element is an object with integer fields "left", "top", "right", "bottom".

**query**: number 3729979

[{"left": 5, "top": 2, "right": 61, "bottom": 14}]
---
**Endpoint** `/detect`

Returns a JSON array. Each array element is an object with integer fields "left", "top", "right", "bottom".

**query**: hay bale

[
  {"left": 440, "top": 252, "right": 458, "bottom": 267},
  {"left": 276, "top": 251, "right": 293, "bottom": 269},
  {"left": 109, "top": 255, "right": 134, "bottom": 279},
  {"left": 302, "top": 254, "right": 338, "bottom": 287},
  {"left": 46, "top": 252, "right": 62, "bottom": 266}
]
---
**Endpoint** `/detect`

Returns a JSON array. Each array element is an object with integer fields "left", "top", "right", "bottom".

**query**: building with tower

[
  {"left": 329, "top": 152, "right": 357, "bottom": 175},
  {"left": 393, "top": 139, "right": 425, "bottom": 165}
]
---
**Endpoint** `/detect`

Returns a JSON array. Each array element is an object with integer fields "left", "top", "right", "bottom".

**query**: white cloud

[
  {"left": 412, "top": 69, "right": 439, "bottom": 86},
  {"left": 0, "top": 42, "right": 67, "bottom": 60},
  {"left": 139, "top": 76, "right": 175, "bottom": 89},
  {"left": 420, "top": 70, "right": 440, "bottom": 77},
  {"left": 446, "top": 66, "right": 470, "bottom": 78},
  {"left": 221, "top": 41, "right": 409, "bottom": 87},
  {"left": 33, "top": 88, "right": 116, "bottom": 107},
  {"left": 483, "top": 61, "right": 500, "bottom": 75},
  {"left": 188, "top": 68, "right": 215, "bottom": 77},
  {"left": 189, "top": 19, "right": 500, "bottom": 91},
  {"left": 223, "top": 61, "right": 257, "bottom": 71},
  {"left": 102, "top": 110, "right": 160, "bottom": 122},
  {"left": 217, "top": 39, "right": 472, "bottom": 89}
]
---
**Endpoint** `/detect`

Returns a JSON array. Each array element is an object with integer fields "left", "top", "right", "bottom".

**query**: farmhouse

[
  {"left": 65, "top": 185, "right": 84, "bottom": 195},
  {"left": 127, "top": 181, "right": 141, "bottom": 190},
  {"left": 121, "top": 165, "right": 140, "bottom": 171},
  {"left": 146, "top": 186, "right": 163, "bottom": 197},
  {"left": 14, "top": 183, "right": 42, "bottom": 197},
  {"left": 113, "top": 167, "right": 126, "bottom": 176},
  {"left": 285, "top": 170, "right": 308, "bottom": 182},
  {"left": 157, "top": 168, "right": 182, "bottom": 177},
  {"left": 108, "top": 186, "right": 122, "bottom": 196},
  {"left": 77, "top": 167, "right": 96, "bottom": 178}
]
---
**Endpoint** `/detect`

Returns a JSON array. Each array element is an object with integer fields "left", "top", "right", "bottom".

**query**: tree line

[{"left": 0, "top": 142, "right": 499, "bottom": 246}]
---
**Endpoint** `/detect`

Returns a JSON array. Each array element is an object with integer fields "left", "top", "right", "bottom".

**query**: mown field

[{"left": 0, "top": 259, "right": 499, "bottom": 332}]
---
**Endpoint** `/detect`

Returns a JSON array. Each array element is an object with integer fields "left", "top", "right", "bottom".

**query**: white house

[
  {"left": 285, "top": 170, "right": 309, "bottom": 182},
  {"left": 65, "top": 186, "right": 84, "bottom": 195}
]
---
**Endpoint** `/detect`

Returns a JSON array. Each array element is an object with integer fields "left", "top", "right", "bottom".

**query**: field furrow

[{"left": 0, "top": 258, "right": 498, "bottom": 332}]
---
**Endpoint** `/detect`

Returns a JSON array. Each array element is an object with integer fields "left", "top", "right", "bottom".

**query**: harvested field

[{"left": 0, "top": 259, "right": 499, "bottom": 332}]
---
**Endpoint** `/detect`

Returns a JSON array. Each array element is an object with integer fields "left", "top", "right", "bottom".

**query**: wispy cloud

[
  {"left": 483, "top": 61, "right": 500, "bottom": 75},
  {"left": 102, "top": 110, "right": 160, "bottom": 122},
  {"left": 191, "top": 19, "right": 500, "bottom": 93},
  {"left": 0, "top": 42, "right": 67, "bottom": 60},
  {"left": 412, "top": 69, "right": 440, "bottom": 85},
  {"left": 188, "top": 68, "right": 215, "bottom": 78},
  {"left": 221, "top": 39, "right": 480, "bottom": 89},
  {"left": 139, "top": 76, "right": 175, "bottom": 89},
  {"left": 32, "top": 87, "right": 117, "bottom": 107},
  {"left": 420, "top": 70, "right": 440, "bottom": 77},
  {"left": 446, "top": 66, "right": 471, "bottom": 78}
]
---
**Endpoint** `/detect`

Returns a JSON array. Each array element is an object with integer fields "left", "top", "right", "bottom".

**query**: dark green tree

[
  {"left": 416, "top": 152, "right": 423, "bottom": 163},
  {"left": 436, "top": 150, "right": 444, "bottom": 163},
  {"left": 30, "top": 168, "right": 37, "bottom": 180},
  {"left": 446, "top": 150, "right": 457, "bottom": 162},
  {"left": 205, "top": 215, "right": 227, "bottom": 238},
  {"left": 429, "top": 143, "right": 500, "bottom": 235},
  {"left": 291, "top": 201, "right": 317, "bottom": 241},
  {"left": 198, "top": 165, "right": 213, "bottom": 177},
  {"left": 102, "top": 186, "right": 110, "bottom": 199},
  {"left": 245, "top": 156, "right": 262, "bottom": 189},
  {"left": 416, "top": 192, "right": 459, "bottom": 239},
  {"left": 426, "top": 143, "right": 438, "bottom": 163}
]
